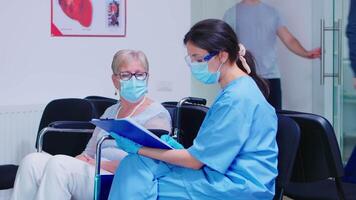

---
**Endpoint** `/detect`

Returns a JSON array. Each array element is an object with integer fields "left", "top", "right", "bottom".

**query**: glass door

[
  {"left": 312, "top": 0, "right": 340, "bottom": 140},
  {"left": 331, "top": 0, "right": 344, "bottom": 157},
  {"left": 313, "top": 0, "right": 356, "bottom": 162}
]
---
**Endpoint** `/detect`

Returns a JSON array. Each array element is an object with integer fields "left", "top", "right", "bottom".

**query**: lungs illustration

[{"left": 58, "top": 0, "right": 93, "bottom": 27}]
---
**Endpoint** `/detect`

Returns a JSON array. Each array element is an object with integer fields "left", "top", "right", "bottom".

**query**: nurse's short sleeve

[{"left": 188, "top": 96, "right": 255, "bottom": 174}]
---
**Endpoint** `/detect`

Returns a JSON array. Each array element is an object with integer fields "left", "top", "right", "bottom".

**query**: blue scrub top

[
  {"left": 184, "top": 76, "right": 278, "bottom": 199},
  {"left": 108, "top": 76, "right": 278, "bottom": 200}
]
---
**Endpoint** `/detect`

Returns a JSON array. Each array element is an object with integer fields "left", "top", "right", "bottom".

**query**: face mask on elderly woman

[{"left": 119, "top": 77, "right": 147, "bottom": 103}]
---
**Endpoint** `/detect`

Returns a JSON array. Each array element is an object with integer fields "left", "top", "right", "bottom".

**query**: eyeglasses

[
  {"left": 184, "top": 51, "right": 218, "bottom": 65},
  {"left": 115, "top": 71, "right": 148, "bottom": 81}
]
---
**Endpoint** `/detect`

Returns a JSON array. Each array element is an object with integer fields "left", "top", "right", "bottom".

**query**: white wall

[
  {"left": 190, "top": 0, "right": 315, "bottom": 111},
  {"left": 0, "top": 0, "right": 191, "bottom": 107},
  {"left": 269, "top": 0, "right": 314, "bottom": 111}
]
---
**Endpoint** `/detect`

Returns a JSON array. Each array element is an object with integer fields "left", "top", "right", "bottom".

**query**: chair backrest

[
  {"left": 35, "top": 98, "right": 97, "bottom": 156},
  {"left": 84, "top": 96, "right": 118, "bottom": 118},
  {"left": 161, "top": 101, "right": 208, "bottom": 148},
  {"left": 278, "top": 110, "right": 344, "bottom": 182},
  {"left": 275, "top": 114, "right": 301, "bottom": 198}
]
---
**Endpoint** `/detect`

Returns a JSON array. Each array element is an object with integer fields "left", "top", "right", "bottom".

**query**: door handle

[
  {"left": 320, "top": 19, "right": 342, "bottom": 85},
  {"left": 337, "top": 19, "right": 342, "bottom": 85}
]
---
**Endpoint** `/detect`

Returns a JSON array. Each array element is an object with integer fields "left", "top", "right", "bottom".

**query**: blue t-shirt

[{"left": 223, "top": 2, "right": 285, "bottom": 79}]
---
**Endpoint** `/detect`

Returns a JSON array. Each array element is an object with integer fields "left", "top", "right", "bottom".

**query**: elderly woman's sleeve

[
  {"left": 82, "top": 104, "right": 117, "bottom": 157},
  {"left": 82, "top": 128, "right": 99, "bottom": 157},
  {"left": 144, "top": 111, "right": 172, "bottom": 134}
]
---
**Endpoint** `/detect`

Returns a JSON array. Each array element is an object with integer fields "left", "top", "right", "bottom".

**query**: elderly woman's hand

[{"left": 111, "top": 133, "right": 142, "bottom": 154}]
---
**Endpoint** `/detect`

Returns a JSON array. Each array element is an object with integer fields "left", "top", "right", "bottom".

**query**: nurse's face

[{"left": 185, "top": 41, "right": 220, "bottom": 73}]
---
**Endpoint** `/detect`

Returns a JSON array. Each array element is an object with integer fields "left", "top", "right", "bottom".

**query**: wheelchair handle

[
  {"left": 177, "top": 97, "right": 206, "bottom": 108},
  {"left": 173, "top": 97, "right": 206, "bottom": 142}
]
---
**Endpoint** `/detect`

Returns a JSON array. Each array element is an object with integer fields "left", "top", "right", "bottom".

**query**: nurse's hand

[
  {"left": 160, "top": 134, "right": 184, "bottom": 149},
  {"left": 111, "top": 133, "right": 142, "bottom": 154}
]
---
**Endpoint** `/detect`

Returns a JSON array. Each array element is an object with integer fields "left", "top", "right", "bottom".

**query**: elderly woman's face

[{"left": 112, "top": 59, "right": 148, "bottom": 90}]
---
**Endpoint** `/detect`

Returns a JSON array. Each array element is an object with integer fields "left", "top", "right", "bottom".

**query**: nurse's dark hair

[{"left": 183, "top": 19, "right": 270, "bottom": 98}]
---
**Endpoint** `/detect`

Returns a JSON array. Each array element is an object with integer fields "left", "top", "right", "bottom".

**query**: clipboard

[{"left": 91, "top": 118, "right": 173, "bottom": 149}]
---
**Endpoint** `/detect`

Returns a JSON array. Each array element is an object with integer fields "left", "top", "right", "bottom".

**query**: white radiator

[{"left": 0, "top": 104, "right": 44, "bottom": 165}]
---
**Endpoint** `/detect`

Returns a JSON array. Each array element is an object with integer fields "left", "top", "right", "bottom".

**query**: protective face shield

[{"left": 185, "top": 51, "right": 222, "bottom": 84}]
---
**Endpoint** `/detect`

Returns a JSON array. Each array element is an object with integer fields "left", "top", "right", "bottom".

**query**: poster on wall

[{"left": 51, "top": 0, "right": 126, "bottom": 37}]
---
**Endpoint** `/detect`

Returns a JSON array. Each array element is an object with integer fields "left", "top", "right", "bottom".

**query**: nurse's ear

[{"left": 218, "top": 51, "right": 229, "bottom": 64}]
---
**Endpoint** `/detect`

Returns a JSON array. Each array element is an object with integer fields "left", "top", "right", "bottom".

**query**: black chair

[
  {"left": 278, "top": 110, "right": 356, "bottom": 200},
  {"left": 84, "top": 96, "right": 117, "bottom": 118},
  {"left": 274, "top": 114, "right": 301, "bottom": 200},
  {"left": 0, "top": 98, "right": 97, "bottom": 190},
  {"left": 344, "top": 146, "right": 356, "bottom": 184},
  {"left": 0, "top": 165, "right": 18, "bottom": 189},
  {"left": 35, "top": 98, "right": 97, "bottom": 156}
]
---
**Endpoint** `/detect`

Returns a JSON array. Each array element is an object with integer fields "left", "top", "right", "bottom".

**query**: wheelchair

[{"left": 93, "top": 97, "right": 208, "bottom": 200}]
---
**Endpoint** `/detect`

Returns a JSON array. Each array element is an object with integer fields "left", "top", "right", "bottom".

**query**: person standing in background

[
  {"left": 347, "top": 0, "right": 356, "bottom": 90},
  {"left": 223, "top": 0, "right": 321, "bottom": 109}
]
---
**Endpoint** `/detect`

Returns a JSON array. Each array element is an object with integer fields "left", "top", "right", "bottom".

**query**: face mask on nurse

[{"left": 185, "top": 51, "right": 223, "bottom": 84}]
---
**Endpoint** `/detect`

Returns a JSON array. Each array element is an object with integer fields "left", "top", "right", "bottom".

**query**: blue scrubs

[{"left": 109, "top": 76, "right": 278, "bottom": 200}]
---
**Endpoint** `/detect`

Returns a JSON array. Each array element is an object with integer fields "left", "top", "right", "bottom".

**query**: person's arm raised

[{"left": 277, "top": 26, "right": 321, "bottom": 59}]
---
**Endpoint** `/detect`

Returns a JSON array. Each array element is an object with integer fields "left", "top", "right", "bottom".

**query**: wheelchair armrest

[
  {"left": 49, "top": 121, "right": 96, "bottom": 129},
  {"left": 95, "top": 135, "right": 114, "bottom": 176},
  {"left": 37, "top": 121, "right": 95, "bottom": 153},
  {"left": 148, "top": 129, "right": 170, "bottom": 138}
]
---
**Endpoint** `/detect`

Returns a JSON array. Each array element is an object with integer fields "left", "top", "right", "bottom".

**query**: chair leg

[
  {"left": 278, "top": 188, "right": 284, "bottom": 200},
  {"left": 273, "top": 188, "right": 284, "bottom": 200},
  {"left": 335, "top": 177, "right": 346, "bottom": 200}
]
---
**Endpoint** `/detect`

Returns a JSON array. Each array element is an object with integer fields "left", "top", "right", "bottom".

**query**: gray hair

[{"left": 111, "top": 49, "right": 149, "bottom": 74}]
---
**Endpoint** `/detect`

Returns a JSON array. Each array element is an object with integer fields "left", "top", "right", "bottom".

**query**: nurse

[{"left": 109, "top": 19, "right": 278, "bottom": 200}]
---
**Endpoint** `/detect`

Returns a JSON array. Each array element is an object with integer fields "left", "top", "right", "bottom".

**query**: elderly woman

[{"left": 11, "top": 50, "right": 172, "bottom": 200}]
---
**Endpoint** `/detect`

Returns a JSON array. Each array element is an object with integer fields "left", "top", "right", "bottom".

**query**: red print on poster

[
  {"left": 51, "top": 0, "right": 126, "bottom": 37},
  {"left": 58, "top": 0, "right": 93, "bottom": 28}
]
